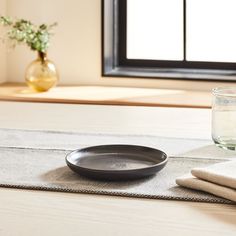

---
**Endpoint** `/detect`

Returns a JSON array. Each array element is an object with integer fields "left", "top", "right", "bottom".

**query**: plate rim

[{"left": 65, "top": 144, "right": 168, "bottom": 173}]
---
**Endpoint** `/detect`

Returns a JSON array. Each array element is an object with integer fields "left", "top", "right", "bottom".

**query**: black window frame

[{"left": 102, "top": 0, "right": 236, "bottom": 82}]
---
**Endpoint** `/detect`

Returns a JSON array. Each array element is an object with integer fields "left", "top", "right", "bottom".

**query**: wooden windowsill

[{"left": 0, "top": 83, "right": 211, "bottom": 108}]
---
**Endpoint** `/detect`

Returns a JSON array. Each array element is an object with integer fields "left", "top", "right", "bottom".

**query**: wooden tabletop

[
  {"left": 0, "top": 83, "right": 212, "bottom": 108},
  {"left": 0, "top": 101, "right": 235, "bottom": 236}
]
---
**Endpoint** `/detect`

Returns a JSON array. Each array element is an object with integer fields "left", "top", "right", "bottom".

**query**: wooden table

[{"left": 0, "top": 101, "right": 235, "bottom": 236}]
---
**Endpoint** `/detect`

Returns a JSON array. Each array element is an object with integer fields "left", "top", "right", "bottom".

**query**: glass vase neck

[{"left": 38, "top": 51, "right": 47, "bottom": 62}]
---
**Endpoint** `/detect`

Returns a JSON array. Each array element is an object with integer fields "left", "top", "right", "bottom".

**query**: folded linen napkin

[{"left": 176, "top": 161, "right": 236, "bottom": 202}]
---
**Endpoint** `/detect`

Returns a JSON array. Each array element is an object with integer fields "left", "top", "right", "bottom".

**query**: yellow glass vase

[{"left": 25, "top": 52, "right": 59, "bottom": 92}]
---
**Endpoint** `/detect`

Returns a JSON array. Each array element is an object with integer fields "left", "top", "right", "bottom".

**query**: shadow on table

[
  {"left": 40, "top": 166, "right": 154, "bottom": 189},
  {"left": 15, "top": 88, "right": 39, "bottom": 94}
]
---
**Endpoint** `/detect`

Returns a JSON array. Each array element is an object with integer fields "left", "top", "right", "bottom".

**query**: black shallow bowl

[{"left": 65, "top": 144, "right": 168, "bottom": 181}]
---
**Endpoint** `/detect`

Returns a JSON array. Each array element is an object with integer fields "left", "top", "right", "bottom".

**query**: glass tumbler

[{"left": 212, "top": 87, "right": 236, "bottom": 150}]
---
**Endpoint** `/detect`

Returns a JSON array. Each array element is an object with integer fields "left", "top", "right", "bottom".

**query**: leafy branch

[{"left": 0, "top": 16, "right": 57, "bottom": 53}]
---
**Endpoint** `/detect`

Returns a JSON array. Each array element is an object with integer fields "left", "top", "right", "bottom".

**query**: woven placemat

[{"left": 0, "top": 128, "right": 234, "bottom": 204}]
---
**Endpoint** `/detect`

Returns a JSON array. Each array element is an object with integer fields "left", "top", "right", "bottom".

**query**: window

[{"left": 102, "top": 0, "right": 236, "bottom": 81}]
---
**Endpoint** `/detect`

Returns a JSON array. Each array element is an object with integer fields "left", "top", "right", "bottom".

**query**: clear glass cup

[{"left": 212, "top": 87, "right": 236, "bottom": 150}]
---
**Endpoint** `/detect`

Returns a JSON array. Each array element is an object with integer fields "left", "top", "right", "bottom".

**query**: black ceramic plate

[{"left": 65, "top": 144, "right": 168, "bottom": 180}]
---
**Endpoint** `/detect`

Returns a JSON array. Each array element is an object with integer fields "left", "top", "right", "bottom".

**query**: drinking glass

[{"left": 212, "top": 87, "right": 236, "bottom": 150}]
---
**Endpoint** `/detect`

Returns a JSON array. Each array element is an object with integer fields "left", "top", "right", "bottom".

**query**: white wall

[
  {"left": 6, "top": 0, "right": 102, "bottom": 86},
  {"left": 3, "top": 0, "right": 236, "bottom": 90},
  {"left": 0, "top": 0, "right": 6, "bottom": 83}
]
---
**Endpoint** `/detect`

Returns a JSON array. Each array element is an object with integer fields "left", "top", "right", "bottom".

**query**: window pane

[
  {"left": 187, "top": 0, "right": 236, "bottom": 63},
  {"left": 127, "top": 0, "right": 183, "bottom": 61}
]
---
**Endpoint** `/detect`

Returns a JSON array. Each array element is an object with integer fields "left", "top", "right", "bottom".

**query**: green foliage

[{"left": 0, "top": 16, "right": 57, "bottom": 53}]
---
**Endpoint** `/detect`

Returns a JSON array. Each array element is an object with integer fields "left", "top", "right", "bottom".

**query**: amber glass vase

[{"left": 25, "top": 52, "right": 59, "bottom": 92}]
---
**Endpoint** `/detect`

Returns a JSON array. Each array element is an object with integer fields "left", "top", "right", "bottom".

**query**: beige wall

[
  {"left": 2, "top": 0, "right": 236, "bottom": 90},
  {"left": 0, "top": 0, "right": 6, "bottom": 83}
]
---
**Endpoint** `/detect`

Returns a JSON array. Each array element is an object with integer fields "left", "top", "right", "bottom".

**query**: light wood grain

[
  {"left": 0, "top": 101, "right": 234, "bottom": 236},
  {"left": 0, "top": 83, "right": 212, "bottom": 108},
  {"left": 0, "top": 101, "right": 211, "bottom": 139},
  {"left": 0, "top": 188, "right": 235, "bottom": 236}
]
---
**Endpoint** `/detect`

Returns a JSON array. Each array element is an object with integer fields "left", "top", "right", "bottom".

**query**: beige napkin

[{"left": 176, "top": 161, "right": 236, "bottom": 202}]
